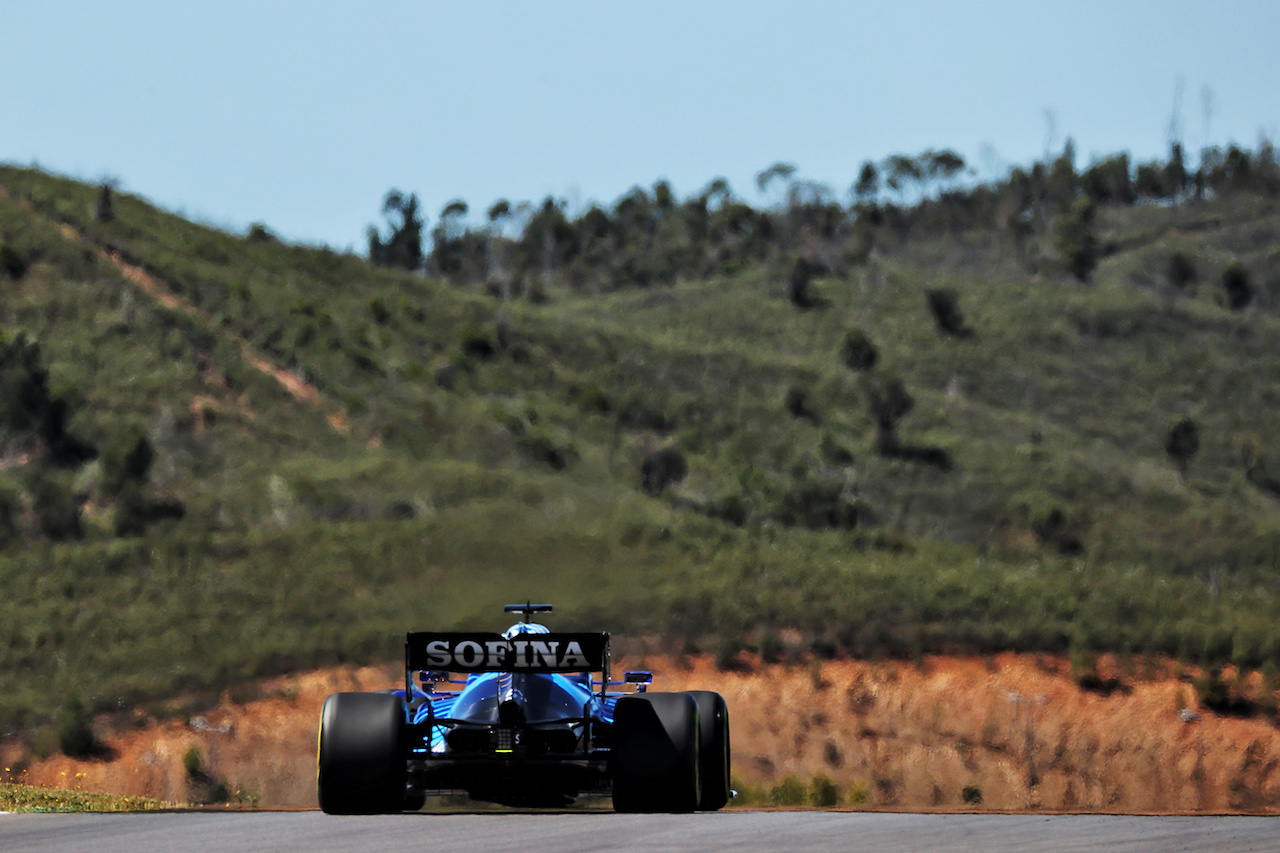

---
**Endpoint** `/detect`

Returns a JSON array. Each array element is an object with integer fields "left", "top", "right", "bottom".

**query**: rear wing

[{"left": 406, "top": 632, "right": 610, "bottom": 675}]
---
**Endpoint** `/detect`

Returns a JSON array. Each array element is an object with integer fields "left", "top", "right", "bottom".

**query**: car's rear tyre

[
  {"left": 317, "top": 692, "right": 408, "bottom": 814},
  {"left": 611, "top": 692, "right": 700, "bottom": 813},
  {"left": 687, "top": 690, "right": 731, "bottom": 810}
]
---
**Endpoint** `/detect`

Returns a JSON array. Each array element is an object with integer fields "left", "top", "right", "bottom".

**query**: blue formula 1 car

[{"left": 317, "top": 603, "right": 731, "bottom": 813}]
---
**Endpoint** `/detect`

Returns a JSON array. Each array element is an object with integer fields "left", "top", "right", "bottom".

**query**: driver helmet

[{"left": 503, "top": 621, "right": 551, "bottom": 639}]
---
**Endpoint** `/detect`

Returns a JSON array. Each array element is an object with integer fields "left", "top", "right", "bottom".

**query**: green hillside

[{"left": 1, "top": 151, "right": 1279, "bottom": 731}]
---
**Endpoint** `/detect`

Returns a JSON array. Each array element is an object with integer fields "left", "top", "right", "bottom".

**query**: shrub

[
  {"left": 32, "top": 726, "right": 59, "bottom": 760},
  {"left": 517, "top": 429, "right": 575, "bottom": 471},
  {"left": 810, "top": 774, "right": 840, "bottom": 807},
  {"left": 778, "top": 481, "right": 862, "bottom": 530},
  {"left": 705, "top": 490, "right": 749, "bottom": 527},
  {"left": 1260, "top": 661, "right": 1278, "bottom": 718},
  {"left": 349, "top": 348, "right": 383, "bottom": 375},
  {"left": 1221, "top": 262, "right": 1253, "bottom": 310},
  {"left": 841, "top": 328, "right": 878, "bottom": 371},
  {"left": 1071, "top": 649, "right": 1127, "bottom": 695},
  {"left": 494, "top": 310, "right": 514, "bottom": 352},
  {"left": 526, "top": 278, "right": 549, "bottom": 304},
  {"left": 246, "top": 223, "right": 276, "bottom": 243},
  {"left": 0, "top": 332, "right": 51, "bottom": 433},
  {"left": 114, "top": 484, "right": 151, "bottom": 537},
  {"left": 571, "top": 383, "right": 612, "bottom": 414},
  {"left": 617, "top": 396, "right": 678, "bottom": 432},
  {"left": 1193, "top": 664, "right": 1255, "bottom": 716},
  {"left": 367, "top": 297, "right": 391, "bottom": 326},
  {"left": 714, "top": 635, "right": 747, "bottom": 671},
  {"left": 1016, "top": 496, "right": 1088, "bottom": 555},
  {"left": 787, "top": 257, "right": 815, "bottom": 308},
  {"left": 758, "top": 627, "right": 783, "bottom": 663},
  {"left": 1006, "top": 210, "right": 1034, "bottom": 263},
  {"left": 640, "top": 446, "right": 687, "bottom": 495},
  {"left": 290, "top": 321, "right": 317, "bottom": 350},
  {"left": 102, "top": 432, "right": 154, "bottom": 496},
  {"left": 434, "top": 359, "right": 459, "bottom": 390},
  {"left": 846, "top": 219, "right": 876, "bottom": 265},
  {"left": 456, "top": 321, "right": 496, "bottom": 360},
  {"left": 204, "top": 779, "right": 231, "bottom": 804},
  {"left": 961, "top": 784, "right": 983, "bottom": 806},
  {"left": 112, "top": 486, "right": 183, "bottom": 537},
  {"left": 57, "top": 694, "right": 98, "bottom": 758},
  {"left": 728, "top": 775, "right": 766, "bottom": 805},
  {"left": 783, "top": 386, "right": 818, "bottom": 422},
  {"left": 925, "top": 288, "right": 970, "bottom": 336},
  {"left": 866, "top": 375, "right": 914, "bottom": 453},
  {"left": 94, "top": 182, "right": 115, "bottom": 223},
  {"left": 25, "top": 470, "right": 82, "bottom": 542},
  {"left": 846, "top": 780, "right": 872, "bottom": 806},
  {"left": 820, "top": 433, "right": 854, "bottom": 465},
  {"left": 1055, "top": 196, "right": 1099, "bottom": 281},
  {"left": 183, "top": 746, "right": 204, "bottom": 778},
  {"left": 1194, "top": 664, "right": 1224, "bottom": 702},
  {"left": 1165, "top": 418, "right": 1200, "bottom": 481},
  {"left": 769, "top": 776, "right": 807, "bottom": 806},
  {"left": 0, "top": 481, "right": 22, "bottom": 547},
  {"left": 1167, "top": 251, "right": 1198, "bottom": 291},
  {"left": 0, "top": 242, "right": 30, "bottom": 280}
]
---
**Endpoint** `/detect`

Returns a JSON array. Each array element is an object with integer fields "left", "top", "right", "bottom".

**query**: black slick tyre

[
  {"left": 610, "top": 691, "right": 700, "bottom": 813},
  {"left": 687, "top": 690, "right": 731, "bottom": 810},
  {"left": 317, "top": 692, "right": 408, "bottom": 814}
]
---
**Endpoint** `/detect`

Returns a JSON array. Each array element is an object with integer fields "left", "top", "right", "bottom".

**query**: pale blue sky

[{"left": 4, "top": 1, "right": 1278, "bottom": 250}]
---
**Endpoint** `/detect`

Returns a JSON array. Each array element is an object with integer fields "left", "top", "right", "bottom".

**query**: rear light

[{"left": 493, "top": 727, "right": 516, "bottom": 752}]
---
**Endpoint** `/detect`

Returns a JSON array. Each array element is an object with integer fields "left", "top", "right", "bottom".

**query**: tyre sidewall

[{"left": 687, "top": 690, "right": 730, "bottom": 810}]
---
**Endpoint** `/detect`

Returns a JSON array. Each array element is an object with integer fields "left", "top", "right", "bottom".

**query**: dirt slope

[
  {"left": 3, "top": 654, "right": 1278, "bottom": 812},
  {"left": 3, "top": 187, "right": 360, "bottom": 440}
]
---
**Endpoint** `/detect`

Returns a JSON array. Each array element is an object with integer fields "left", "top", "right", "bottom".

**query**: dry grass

[{"left": 0, "top": 782, "right": 174, "bottom": 812}]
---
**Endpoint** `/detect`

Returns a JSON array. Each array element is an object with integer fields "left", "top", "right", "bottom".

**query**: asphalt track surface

[{"left": 2, "top": 810, "right": 1277, "bottom": 852}]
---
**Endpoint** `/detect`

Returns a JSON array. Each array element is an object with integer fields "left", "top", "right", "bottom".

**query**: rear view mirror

[{"left": 624, "top": 671, "right": 653, "bottom": 683}]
